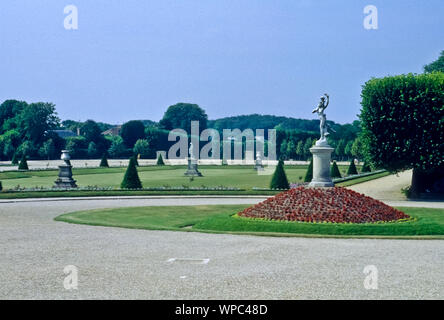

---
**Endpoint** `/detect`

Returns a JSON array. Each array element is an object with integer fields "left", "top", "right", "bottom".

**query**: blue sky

[{"left": 0, "top": 0, "right": 442, "bottom": 124}]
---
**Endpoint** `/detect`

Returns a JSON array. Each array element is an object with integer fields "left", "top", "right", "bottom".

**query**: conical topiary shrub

[
  {"left": 361, "top": 161, "right": 371, "bottom": 173},
  {"left": 121, "top": 157, "right": 142, "bottom": 189},
  {"left": 133, "top": 155, "right": 139, "bottom": 166},
  {"left": 11, "top": 153, "right": 18, "bottom": 165},
  {"left": 0, "top": 181, "right": 2, "bottom": 191},
  {"left": 18, "top": 154, "right": 29, "bottom": 170},
  {"left": 304, "top": 158, "right": 313, "bottom": 182},
  {"left": 330, "top": 161, "right": 342, "bottom": 179},
  {"left": 270, "top": 159, "right": 290, "bottom": 189},
  {"left": 157, "top": 154, "right": 165, "bottom": 166},
  {"left": 99, "top": 153, "right": 109, "bottom": 167},
  {"left": 347, "top": 160, "right": 358, "bottom": 175}
]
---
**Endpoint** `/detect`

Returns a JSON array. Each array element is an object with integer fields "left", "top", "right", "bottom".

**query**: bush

[
  {"left": 0, "top": 181, "right": 2, "bottom": 191},
  {"left": 133, "top": 155, "right": 139, "bottom": 166},
  {"left": 18, "top": 154, "right": 29, "bottom": 170},
  {"left": 347, "top": 160, "right": 358, "bottom": 175},
  {"left": 360, "top": 72, "right": 444, "bottom": 196},
  {"left": 157, "top": 154, "right": 165, "bottom": 165},
  {"left": 270, "top": 159, "right": 289, "bottom": 189},
  {"left": 304, "top": 158, "right": 313, "bottom": 182},
  {"left": 99, "top": 153, "right": 109, "bottom": 167},
  {"left": 361, "top": 161, "right": 372, "bottom": 173},
  {"left": 330, "top": 161, "right": 342, "bottom": 178},
  {"left": 133, "top": 139, "right": 151, "bottom": 159},
  {"left": 120, "top": 157, "right": 142, "bottom": 189}
]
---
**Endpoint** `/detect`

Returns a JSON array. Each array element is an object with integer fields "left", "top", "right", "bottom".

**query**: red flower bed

[{"left": 239, "top": 187, "right": 409, "bottom": 224}]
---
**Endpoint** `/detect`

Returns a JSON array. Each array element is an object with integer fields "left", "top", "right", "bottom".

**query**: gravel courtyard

[{"left": 0, "top": 196, "right": 443, "bottom": 299}]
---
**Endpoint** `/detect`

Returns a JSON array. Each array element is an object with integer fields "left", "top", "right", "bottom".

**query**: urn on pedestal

[{"left": 54, "top": 150, "right": 77, "bottom": 188}]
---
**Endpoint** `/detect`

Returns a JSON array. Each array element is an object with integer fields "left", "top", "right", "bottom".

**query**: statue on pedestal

[
  {"left": 184, "top": 142, "right": 202, "bottom": 176},
  {"left": 312, "top": 93, "right": 335, "bottom": 146},
  {"left": 308, "top": 93, "right": 334, "bottom": 187}
]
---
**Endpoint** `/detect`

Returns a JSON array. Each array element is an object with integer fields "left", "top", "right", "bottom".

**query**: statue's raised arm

[{"left": 312, "top": 93, "right": 331, "bottom": 146}]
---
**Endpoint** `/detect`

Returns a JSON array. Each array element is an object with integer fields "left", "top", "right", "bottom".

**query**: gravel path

[
  {"left": 1, "top": 197, "right": 443, "bottom": 299},
  {"left": 347, "top": 170, "right": 412, "bottom": 200}
]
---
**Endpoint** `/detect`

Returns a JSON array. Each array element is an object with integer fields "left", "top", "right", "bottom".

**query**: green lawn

[
  {"left": 55, "top": 205, "right": 444, "bottom": 239},
  {"left": 1, "top": 164, "right": 357, "bottom": 190}
]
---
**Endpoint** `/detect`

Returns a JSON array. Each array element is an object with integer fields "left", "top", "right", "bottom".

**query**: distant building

[
  {"left": 49, "top": 129, "right": 77, "bottom": 139},
  {"left": 102, "top": 125, "right": 122, "bottom": 136}
]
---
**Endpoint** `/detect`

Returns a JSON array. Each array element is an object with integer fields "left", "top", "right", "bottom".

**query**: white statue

[
  {"left": 312, "top": 93, "right": 335, "bottom": 145},
  {"left": 189, "top": 142, "right": 195, "bottom": 159}
]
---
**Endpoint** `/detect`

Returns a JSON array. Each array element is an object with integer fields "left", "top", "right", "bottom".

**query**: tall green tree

[
  {"left": 424, "top": 51, "right": 444, "bottom": 73},
  {"left": 133, "top": 139, "right": 150, "bottom": 159},
  {"left": 360, "top": 72, "right": 444, "bottom": 197},
  {"left": 159, "top": 103, "right": 208, "bottom": 134},
  {"left": 121, "top": 120, "right": 145, "bottom": 148}
]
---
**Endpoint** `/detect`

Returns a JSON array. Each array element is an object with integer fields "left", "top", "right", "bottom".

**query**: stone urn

[{"left": 54, "top": 150, "right": 77, "bottom": 188}]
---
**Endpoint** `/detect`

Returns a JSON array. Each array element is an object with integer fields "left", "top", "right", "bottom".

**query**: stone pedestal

[
  {"left": 184, "top": 158, "right": 202, "bottom": 176},
  {"left": 308, "top": 142, "right": 334, "bottom": 188},
  {"left": 54, "top": 150, "right": 77, "bottom": 188}
]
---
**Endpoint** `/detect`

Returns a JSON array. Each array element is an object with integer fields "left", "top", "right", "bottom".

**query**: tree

[
  {"left": 303, "top": 138, "right": 312, "bottom": 160},
  {"left": 351, "top": 137, "right": 363, "bottom": 160},
  {"left": 0, "top": 100, "right": 27, "bottom": 133},
  {"left": 330, "top": 161, "right": 342, "bottom": 178},
  {"left": 159, "top": 103, "right": 208, "bottom": 134},
  {"left": 344, "top": 140, "right": 353, "bottom": 160},
  {"left": 80, "top": 120, "right": 103, "bottom": 143},
  {"left": 107, "top": 136, "right": 128, "bottom": 158},
  {"left": 120, "top": 157, "right": 142, "bottom": 189},
  {"left": 347, "top": 160, "right": 358, "bottom": 175},
  {"left": 360, "top": 72, "right": 444, "bottom": 197},
  {"left": 424, "top": 51, "right": 444, "bottom": 73},
  {"left": 65, "top": 136, "right": 88, "bottom": 159},
  {"left": 121, "top": 120, "right": 145, "bottom": 148},
  {"left": 295, "top": 140, "right": 304, "bottom": 160},
  {"left": 99, "top": 153, "right": 109, "bottom": 167},
  {"left": 270, "top": 159, "right": 289, "bottom": 189},
  {"left": 304, "top": 158, "right": 313, "bottom": 182},
  {"left": 19, "top": 102, "right": 60, "bottom": 145},
  {"left": 18, "top": 154, "right": 29, "bottom": 170},
  {"left": 157, "top": 154, "right": 165, "bottom": 165},
  {"left": 39, "top": 139, "right": 56, "bottom": 160},
  {"left": 87, "top": 141, "right": 98, "bottom": 158},
  {"left": 11, "top": 153, "right": 18, "bottom": 165},
  {"left": 279, "top": 139, "right": 288, "bottom": 160},
  {"left": 335, "top": 139, "right": 346, "bottom": 160},
  {"left": 133, "top": 139, "right": 150, "bottom": 159}
]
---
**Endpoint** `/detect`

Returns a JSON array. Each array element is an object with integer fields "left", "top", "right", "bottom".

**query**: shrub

[
  {"left": 133, "top": 139, "right": 151, "bottom": 159},
  {"left": 99, "top": 153, "right": 109, "bottom": 167},
  {"left": 0, "top": 181, "right": 2, "bottom": 191},
  {"left": 361, "top": 161, "right": 372, "bottom": 173},
  {"left": 120, "top": 157, "right": 142, "bottom": 189},
  {"left": 270, "top": 159, "right": 289, "bottom": 189},
  {"left": 304, "top": 158, "right": 313, "bottom": 182},
  {"left": 347, "top": 160, "right": 358, "bottom": 175},
  {"left": 360, "top": 72, "right": 444, "bottom": 197},
  {"left": 18, "top": 154, "right": 29, "bottom": 170},
  {"left": 133, "top": 155, "right": 139, "bottom": 166},
  {"left": 330, "top": 161, "right": 342, "bottom": 178},
  {"left": 157, "top": 154, "right": 165, "bottom": 165}
]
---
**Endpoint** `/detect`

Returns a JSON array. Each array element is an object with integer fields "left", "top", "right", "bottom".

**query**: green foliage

[
  {"left": 120, "top": 157, "right": 142, "bottom": 189},
  {"left": 270, "top": 159, "right": 289, "bottom": 189},
  {"left": 347, "top": 160, "right": 358, "bottom": 175},
  {"left": 38, "top": 138, "right": 56, "bottom": 160},
  {"left": 159, "top": 103, "right": 208, "bottom": 134},
  {"left": 99, "top": 153, "right": 109, "bottom": 167},
  {"left": 18, "top": 154, "right": 29, "bottom": 170},
  {"left": 424, "top": 51, "right": 444, "bottom": 73},
  {"left": 361, "top": 161, "right": 372, "bottom": 173},
  {"left": 133, "top": 139, "right": 150, "bottom": 159},
  {"left": 330, "top": 161, "right": 342, "bottom": 178},
  {"left": 360, "top": 72, "right": 443, "bottom": 173},
  {"left": 107, "top": 135, "right": 129, "bottom": 158},
  {"left": 87, "top": 141, "right": 98, "bottom": 158},
  {"left": 11, "top": 153, "right": 18, "bottom": 164},
  {"left": 65, "top": 136, "right": 88, "bottom": 159},
  {"left": 121, "top": 120, "right": 145, "bottom": 148},
  {"left": 157, "top": 154, "right": 165, "bottom": 165},
  {"left": 304, "top": 158, "right": 313, "bottom": 182}
]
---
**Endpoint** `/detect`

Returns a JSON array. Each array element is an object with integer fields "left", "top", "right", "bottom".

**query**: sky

[{"left": 0, "top": 0, "right": 442, "bottom": 124}]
